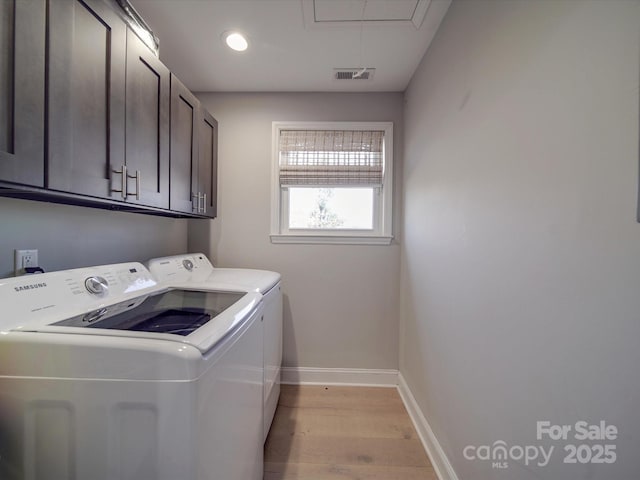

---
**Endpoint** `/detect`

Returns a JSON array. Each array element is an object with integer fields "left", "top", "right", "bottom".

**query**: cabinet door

[
  {"left": 0, "top": 0, "right": 45, "bottom": 186},
  {"left": 47, "top": 0, "right": 126, "bottom": 198},
  {"left": 198, "top": 109, "right": 218, "bottom": 218},
  {"left": 169, "top": 74, "right": 199, "bottom": 214},
  {"left": 125, "top": 29, "right": 170, "bottom": 209}
]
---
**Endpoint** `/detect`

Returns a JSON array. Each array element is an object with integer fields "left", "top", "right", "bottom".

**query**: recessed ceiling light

[{"left": 223, "top": 31, "right": 248, "bottom": 52}]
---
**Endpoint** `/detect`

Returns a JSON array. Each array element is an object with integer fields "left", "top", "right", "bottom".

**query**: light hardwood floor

[{"left": 264, "top": 385, "right": 437, "bottom": 480}]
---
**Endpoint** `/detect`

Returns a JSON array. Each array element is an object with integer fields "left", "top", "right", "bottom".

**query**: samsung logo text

[{"left": 14, "top": 283, "right": 48, "bottom": 292}]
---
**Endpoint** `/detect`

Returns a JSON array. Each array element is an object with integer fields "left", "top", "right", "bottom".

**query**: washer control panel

[
  {"left": 0, "top": 262, "right": 158, "bottom": 331},
  {"left": 147, "top": 253, "right": 214, "bottom": 284}
]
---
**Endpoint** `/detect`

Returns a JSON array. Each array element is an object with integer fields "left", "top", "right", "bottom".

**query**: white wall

[
  {"left": 402, "top": 1, "right": 640, "bottom": 479},
  {"left": 190, "top": 92, "right": 403, "bottom": 369},
  {"left": 0, "top": 197, "right": 187, "bottom": 277}
]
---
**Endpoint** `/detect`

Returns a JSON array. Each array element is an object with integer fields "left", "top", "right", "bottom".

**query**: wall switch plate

[{"left": 14, "top": 249, "right": 38, "bottom": 276}]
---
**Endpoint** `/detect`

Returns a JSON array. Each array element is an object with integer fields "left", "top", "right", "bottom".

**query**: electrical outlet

[{"left": 14, "top": 249, "right": 39, "bottom": 276}]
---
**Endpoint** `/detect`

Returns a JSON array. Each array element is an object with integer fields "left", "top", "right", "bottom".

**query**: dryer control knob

[
  {"left": 182, "top": 259, "right": 194, "bottom": 271},
  {"left": 85, "top": 276, "right": 109, "bottom": 295}
]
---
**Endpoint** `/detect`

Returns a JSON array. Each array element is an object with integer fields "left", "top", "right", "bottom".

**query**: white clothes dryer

[{"left": 146, "top": 253, "right": 282, "bottom": 441}]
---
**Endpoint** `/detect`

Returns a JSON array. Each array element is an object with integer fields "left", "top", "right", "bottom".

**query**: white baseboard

[
  {"left": 397, "top": 373, "right": 459, "bottom": 480},
  {"left": 280, "top": 367, "right": 399, "bottom": 387}
]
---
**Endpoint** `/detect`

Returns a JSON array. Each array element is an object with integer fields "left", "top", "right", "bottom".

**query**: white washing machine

[
  {"left": 146, "top": 253, "right": 282, "bottom": 441},
  {"left": 0, "top": 262, "right": 264, "bottom": 480}
]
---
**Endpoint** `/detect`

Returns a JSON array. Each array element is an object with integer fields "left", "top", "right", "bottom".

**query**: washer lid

[{"left": 23, "top": 288, "right": 261, "bottom": 354}]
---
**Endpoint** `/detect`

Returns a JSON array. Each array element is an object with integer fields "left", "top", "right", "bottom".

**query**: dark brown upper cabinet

[
  {"left": 47, "top": 0, "right": 126, "bottom": 199},
  {"left": 124, "top": 28, "right": 170, "bottom": 209},
  {"left": 48, "top": 7, "right": 169, "bottom": 210},
  {"left": 198, "top": 108, "right": 218, "bottom": 219},
  {"left": 0, "top": 0, "right": 213, "bottom": 218},
  {"left": 170, "top": 75, "right": 218, "bottom": 218},
  {"left": 169, "top": 74, "right": 199, "bottom": 214},
  {"left": 0, "top": 0, "right": 45, "bottom": 187}
]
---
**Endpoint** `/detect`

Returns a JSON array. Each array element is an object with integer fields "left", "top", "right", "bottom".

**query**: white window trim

[{"left": 270, "top": 121, "right": 394, "bottom": 245}]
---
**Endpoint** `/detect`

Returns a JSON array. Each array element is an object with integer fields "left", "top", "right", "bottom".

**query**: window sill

[{"left": 270, "top": 234, "right": 393, "bottom": 245}]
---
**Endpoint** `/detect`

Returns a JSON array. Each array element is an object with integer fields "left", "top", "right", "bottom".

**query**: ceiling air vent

[{"left": 333, "top": 68, "right": 375, "bottom": 81}]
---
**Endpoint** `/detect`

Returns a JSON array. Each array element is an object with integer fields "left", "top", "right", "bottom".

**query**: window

[{"left": 271, "top": 122, "right": 393, "bottom": 245}]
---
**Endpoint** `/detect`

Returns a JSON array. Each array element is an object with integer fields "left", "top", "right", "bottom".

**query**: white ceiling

[{"left": 130, "top": 0, "right": 451, "bottom": 93}]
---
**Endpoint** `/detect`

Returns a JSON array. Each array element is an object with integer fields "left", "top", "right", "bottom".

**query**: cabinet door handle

[
  {"left": 196, "top": 192, "right": 204, "bottom": 213},
  {"left": 111, "top": 165, "right": 127, "bottom": 199},
  {"left": 135, "top": 170, "right": 141, "bottom": 200},
  {"left": 126, "top": 170, "right": 141, "bottom": 200},
  {"left": 202, "top": 193, "right": 207, "bottom": 213}
]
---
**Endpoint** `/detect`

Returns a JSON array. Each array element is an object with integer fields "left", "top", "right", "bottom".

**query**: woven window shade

[{"left": 279, "top": 130, "right": 384, "bottom": 186}]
